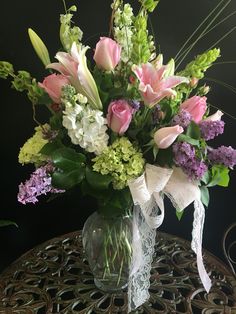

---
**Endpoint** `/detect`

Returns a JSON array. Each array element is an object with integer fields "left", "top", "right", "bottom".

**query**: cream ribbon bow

[{"left": 127, "top": 164, "right": 212, "bottom": 312}]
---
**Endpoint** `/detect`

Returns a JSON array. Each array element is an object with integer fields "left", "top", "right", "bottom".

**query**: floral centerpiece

[{"left": 1, "top": 0, "right": 236, "bottom": 311}]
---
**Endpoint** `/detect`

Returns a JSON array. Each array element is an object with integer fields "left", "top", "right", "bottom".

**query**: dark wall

[{"left": 0, "top": 0, "right": 235, "bottom": 272}]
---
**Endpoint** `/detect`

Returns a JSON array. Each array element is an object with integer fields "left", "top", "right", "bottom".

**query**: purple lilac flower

[
  {"left": 183, "top": 159, "right": 208, "bottom": 181},
  {"left": 208, "top": 146, "right": 236, "bottom": 168},
  {"left": 152, "top": 104, "right": 162, "bottom": 123},
  {"left": 129, "top": 100, "right": 140, "bottom": 111},
  {"left": 18, "top": 164, "right": 64, "bottom": 205},
  {"left": 173, "top": 142, "right": 195, "bottom": 166},
  {"left": 173, "top": 142, "right": 207, "bottom": 180},
  {"left": 200, "top": 120, "right": 225, "bottom": 141},
  {"left": 171, "top": 109, "right": 192, "bottom": 128}
]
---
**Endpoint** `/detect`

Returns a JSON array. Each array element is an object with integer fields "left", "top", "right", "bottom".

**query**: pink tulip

[
  {"left": 107, "top": 100, "right": 134, "bottom": 134},
  {"left": 205, "top": 110, "right": 223, "bottom": 122},
  {"left": 180, "top": 96, "right": 207, "bottom": 123},
  {"left": 132, "top": 59, "right": 188, "bottom": 106},
  {"left": 154, "top": 125, "right": 184, "bottom": 149},
  {"left": 39, "top": 74, "right": 69, "bottom": 104},
  {"left": 94, "top": 37, "right": 121, "bottom": 71}
]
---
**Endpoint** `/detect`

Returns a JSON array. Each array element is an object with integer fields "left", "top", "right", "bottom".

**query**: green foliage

[
  {"left": 176, "top": 210, "right": 184, "bottom": 221},
  {"left": 0, "top": 220, "right": 18, "bottom": 228},
  {"left": 200, "top": 186, "right": 210, "bottom": 207},
  {"left": 0, "top": 61, "right": 14, "bottom": 79},
  {"left": 97, "top": 187, "right": 133, "bottom": 218},
  {"left": 179, "top": 48, "right": 220, "bottom": 79},
  {"left": 85, "top": 167, "right": 113, "bottom": 191},
  {"left": 186, "top": 121, "right": 201, "bottom": 140},
  {"left": 155, "top": 147, "right": 173, "bottom": 167},
  {"left": 49, "top": 147, "right": 86, "bottom": 190},
  {"left": 139, "top": 0, "right": 160, "bottom": 12},
  {"left": 178, "top": 134, "right": 200, "bottom": 147},
  {"left": 40, "top": 141, "right": 63, "bottom": 156},
  {"left": 207, "top": 165, "right": 230, "bottom": 187}
]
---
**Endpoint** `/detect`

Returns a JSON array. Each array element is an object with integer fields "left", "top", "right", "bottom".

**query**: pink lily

[
  {"left": 132, "top": 56, "right": 189, "bottom": 107},
  {"left": 47, "top": 43, "right": 102, "bottom": 110}
]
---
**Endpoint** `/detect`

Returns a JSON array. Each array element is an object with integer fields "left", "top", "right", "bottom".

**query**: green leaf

[
  {"left": 152, "top": 145, "right": 159, "bottom": 161},
  {"left": 0, "top": 220, "right": 18, "bottom": 228},
  {"left": 200, "top": 186, "right": 210, "bottom": 207},
  {"left": 201, "top": 170, "right": 210, "bottom": 185},
  {"left": 40, "top": 141, "right": 63, "bottom": 156},
  {"left": 186, "top": 121, "right": 201, "bottom": 140},
  {"left": 155, "top": 146, "right": 173, "bottom": 167},
  {"left": 97, "top": 188, "right": 133, "bottom": 218},
  {"left": 50, "top": 148, "right": 86, "bottom": 190},
  {"left": 52, "top": 168, "right": 85, "bottom": 190},
  {"left": 178, "top": 134, "right": 200, "bottom": 146},
  {"left": 176, "top": 210, "right": 184, "bottom": 221},
  {"left": 207, "top": 165, "right": 230, "bottom": 187},
  {"left": 51, "top": 148, "right": 86, "bottom": 171},
  {"left": 50, "top": 114, "right": 63, "bottom": 130},
  {"left": 37, "top": 91, "right": 52, "bottom": 105},
  {"left": 85, "top": 167, "right": 112, "bottom": 190}
]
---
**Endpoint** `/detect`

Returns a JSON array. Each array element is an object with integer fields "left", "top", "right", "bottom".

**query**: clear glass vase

[{"left": 82, "top": 211, "right": 133, "bottom": 292}]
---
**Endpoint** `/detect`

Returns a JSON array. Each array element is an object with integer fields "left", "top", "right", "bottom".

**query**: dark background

[{"left": 0, "top": 0, "right": 235, "bottom": 272}]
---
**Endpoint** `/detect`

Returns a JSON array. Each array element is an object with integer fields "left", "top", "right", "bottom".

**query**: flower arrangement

[{"left": 1, "top": 0, "right": 236, "bottom": 311}]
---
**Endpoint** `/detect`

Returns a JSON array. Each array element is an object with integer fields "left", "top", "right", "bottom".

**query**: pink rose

[
  {"left": 107, "top": 100, "right": 134, "bottom": 134},
  {"left": 180, "top": 96, "right": 207, "bottom": 123},
  {"left": 154, "top": 125, "right": 184, "bottom": 149},
  {"left": 94, "top": 37, "right": 121, "bottom": 71},
  {"left": 39, "top": 74, "right": 69, "bottom": 104}
]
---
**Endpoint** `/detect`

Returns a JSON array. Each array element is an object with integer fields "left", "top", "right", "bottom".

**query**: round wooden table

[{"left": 0, "top": 231, "right": 235, "bottom": 313}]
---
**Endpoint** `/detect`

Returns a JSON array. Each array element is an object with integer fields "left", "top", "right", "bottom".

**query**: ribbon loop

[{"left": 128, "top": 164, "right": 212, "bottom": 312}]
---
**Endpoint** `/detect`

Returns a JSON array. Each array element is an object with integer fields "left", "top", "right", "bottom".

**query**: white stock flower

[
  {"left": 63, "top": 104, "right": 108, "bottom": 155},
  {"left": 114, "top": 27, "right": 133, "bottom": 63}
]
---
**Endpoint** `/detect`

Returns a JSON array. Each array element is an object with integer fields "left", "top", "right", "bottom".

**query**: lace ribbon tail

[{"left": 192, "top": 199, "right": 212, "bottom": 292}]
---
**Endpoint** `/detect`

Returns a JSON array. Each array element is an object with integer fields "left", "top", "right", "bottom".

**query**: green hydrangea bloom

[
  {"left": 18, "top": 124, "right": 50, "bottom": 165},
  {"left": 179, "top": 48, "right": 220, "bottom": 79},
  {"left": 92, "top": 137, "right": 145, "bottom": 190}
]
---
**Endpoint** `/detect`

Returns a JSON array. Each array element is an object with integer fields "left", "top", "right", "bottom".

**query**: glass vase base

[{"left": 94, "top": 277, "right": 128, "bottom": 293}]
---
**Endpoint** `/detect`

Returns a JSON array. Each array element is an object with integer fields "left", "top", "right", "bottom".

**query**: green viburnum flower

[
  {"left": 18, "top": 124, "right": 50, "bottom": 165},
  {"left": 60, "top": 6, "right": 83, "bottom": 52},
  {"left": 92, "top": 137, "right": 145, "bottom": 190},
  {"left": 0, "top": 61, "right": 14, "bottom": 79},
  {"left": 179, "top": 48, "right": 220, "bottom": 79}
]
